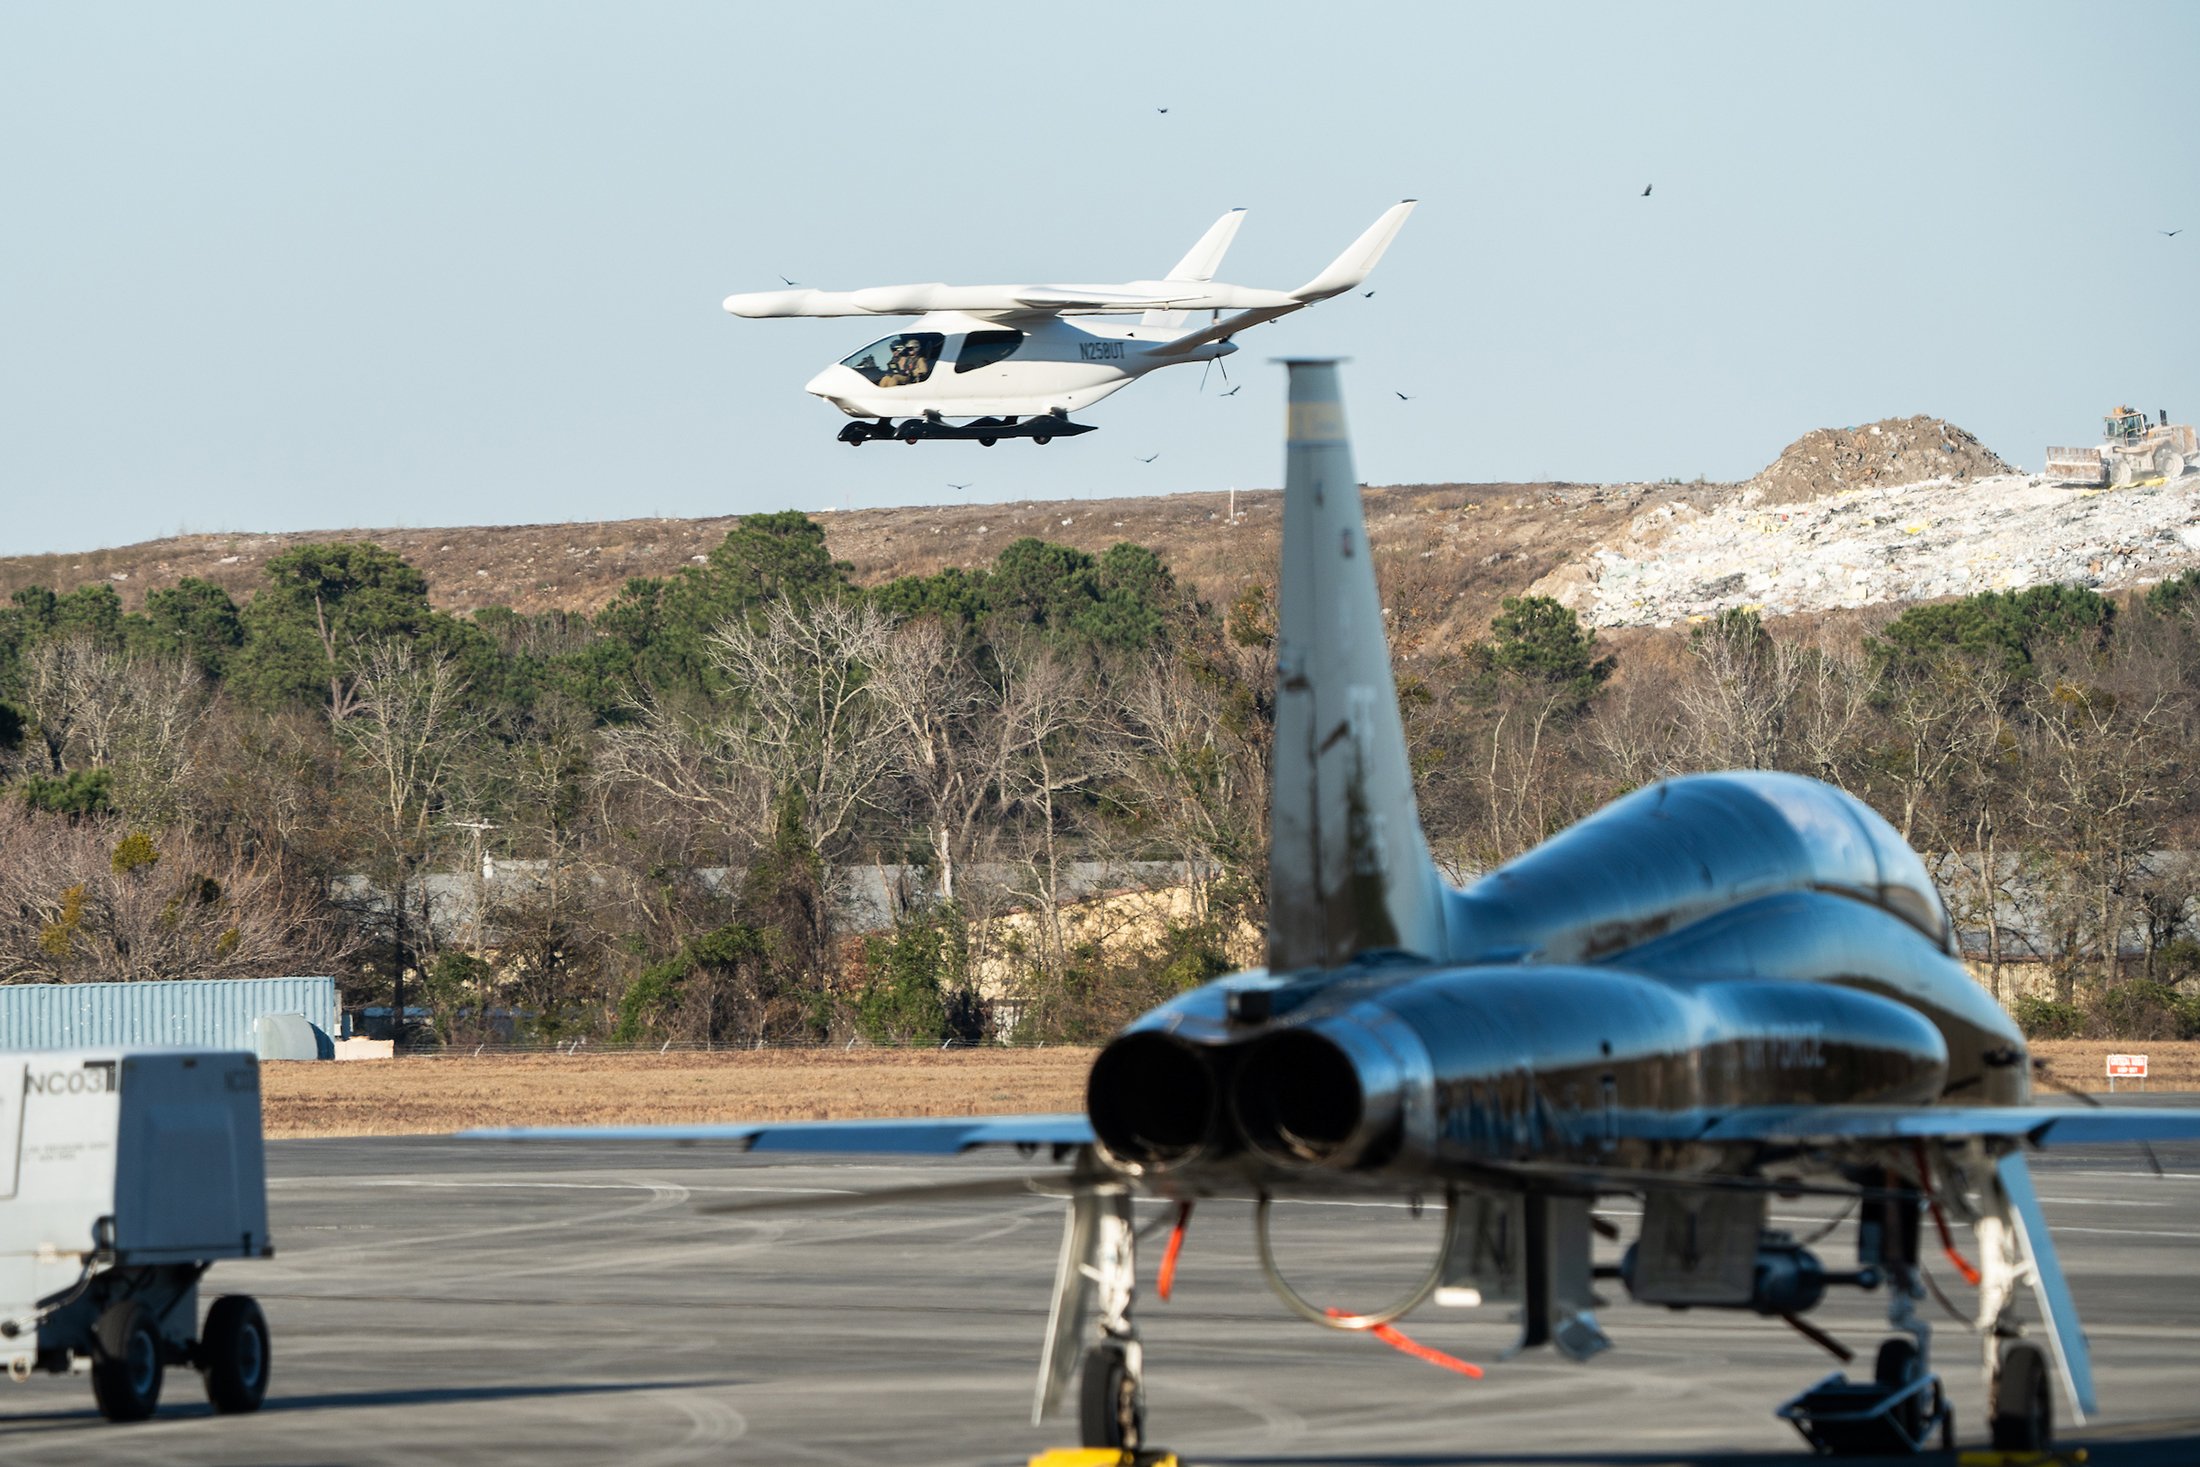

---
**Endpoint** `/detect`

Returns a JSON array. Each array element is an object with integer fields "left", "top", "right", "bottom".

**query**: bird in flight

[
  {"left": 1641, "top": 184, "right": 1653, "bottom": 197},
  {"left": 1156, "top": 106, "right": 1170, "bottom": 114},
  {"left": 1362, "top": 289, "right": 1376, "bottom": 298},
  {"left": 779, "top": 275, "right": 801, "bottom": 286},
  {"left": 1395, "top": 391, "right": 1414, "bottom": 402},
  {"left": 1220, "top": 385, "right": 1243, "bottom": 397},
  {"left": 947, "top": 482, "right": 973, "bottom": 491},
  {"left": 2164, "top": 229, "right": 2184, "bottom": 237},
  {"left": 1140, "top": 453, "right": 1161, "bottom": 464}
]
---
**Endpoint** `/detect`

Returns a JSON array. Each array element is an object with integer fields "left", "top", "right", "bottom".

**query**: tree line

[{"left": 5, "top": 509, "right": 2199, "bottom": 1045}]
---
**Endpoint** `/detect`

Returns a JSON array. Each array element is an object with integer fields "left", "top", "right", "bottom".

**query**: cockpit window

[
  {"left": 955, "top": 329, "right": 1026, "bottom": 374},
  {"left": 841, "top": 333, "right": 944, "bottom": 388}
]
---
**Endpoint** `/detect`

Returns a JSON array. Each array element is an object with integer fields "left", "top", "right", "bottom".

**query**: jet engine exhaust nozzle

[
  {"left": 1086, "top": 1032, "right": 1219, "bottom": 1171},
  {"left": 1231, "top": 1019, "right": 1419, "bottom": 1170}
]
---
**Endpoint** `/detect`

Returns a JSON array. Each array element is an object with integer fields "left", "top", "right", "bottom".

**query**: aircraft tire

[
  {"left": 1033, "top": 435, "right": 1052, "bottom": 446},
  {"left": 1078, "top": 1343, "right": 1142, "bottom": 1449},
  {"left": 89, "top": 1299, "right": 164, "bottom": 1423},
  {"left": 1873, "top": 1337, "right": 1925, "bottom": 1444},
  {"left": 199, "top": 1295, "right": 271, "bottom": 1415},
  {"left": 1989, "top": 1341, "right": 2051, "bottom": 1451}
]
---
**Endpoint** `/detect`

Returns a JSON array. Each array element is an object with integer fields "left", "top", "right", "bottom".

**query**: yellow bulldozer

[{"left": 2046, "top": 406, "right": 2197, "bottom": 487}]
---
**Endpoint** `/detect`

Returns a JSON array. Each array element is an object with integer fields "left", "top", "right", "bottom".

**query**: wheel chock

[
  {"left": 1026, "top": 1451, "right": 1182, "bottom": 1467},
  {"left": 1955, "top": 1451, "right": 2087, "bottom": 1467}
]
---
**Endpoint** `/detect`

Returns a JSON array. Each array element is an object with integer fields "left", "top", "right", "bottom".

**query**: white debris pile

[{"left": 1531, "top": 470, "right": 2200, "bottom": 629}]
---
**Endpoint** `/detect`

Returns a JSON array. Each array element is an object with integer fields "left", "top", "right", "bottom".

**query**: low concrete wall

[{"left": 331, "top": 1038, "right": 395, "bottom": 1061}]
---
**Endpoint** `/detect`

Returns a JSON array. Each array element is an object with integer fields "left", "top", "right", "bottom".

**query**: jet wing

[
  {"left": 1696, "top": 1103, "right": 2200, "bottom": 1148},
  {"left": 460, "top": 1112, "right": 1095, "bottom": 1154}
]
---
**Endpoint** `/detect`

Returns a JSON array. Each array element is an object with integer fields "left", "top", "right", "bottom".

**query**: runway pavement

[{"left": 4, "top": 1110, "right": 2198, "bottom": 1465}]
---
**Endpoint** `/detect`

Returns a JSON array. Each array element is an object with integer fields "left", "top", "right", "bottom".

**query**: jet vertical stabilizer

[{"left": 1267, "top": 361, "right": 1449, "bottom": 973}]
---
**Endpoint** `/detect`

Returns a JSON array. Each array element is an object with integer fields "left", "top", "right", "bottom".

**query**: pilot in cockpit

[{"left": 880, "top": 336, "right": 929, "bottom": 388}]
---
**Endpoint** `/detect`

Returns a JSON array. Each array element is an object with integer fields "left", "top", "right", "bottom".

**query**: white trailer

[{"left": 1, "top": 1049, "right": 274, "bottom": 1421}]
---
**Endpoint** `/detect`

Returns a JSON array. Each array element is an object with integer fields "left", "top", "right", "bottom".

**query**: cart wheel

[
  {"left": 979, "top": 437, "right": 996, "bottom": 447},
  {"left": 89, "top": 1299, "right": 164, "bottom": 1423},
  {"left": 1873, "top": 1336, "right": 1924, "bottom": 1444},
  {"left": 1078, "top": 1343, "right": 1142, "bottom": 1450},
  {"left": 200, "top": 1294, "right": 271, "bottom": 1414},
  {"left": 1990, "top": 1341, "right": 2052, "bottom": 1451},
  {"left": 1033, "top": 434, "right": 1052, "bottom": 446}
]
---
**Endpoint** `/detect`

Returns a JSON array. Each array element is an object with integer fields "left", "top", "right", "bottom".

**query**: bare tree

[
  {"left": 2017, "top": 664, "right": 2176, "bottom": 996},
  {"left": 1675, "top": 612, "right": 1804, "bottom": 770},
  {"left": 17, "top": 638, "right": 207, "bottom": 823},
  {"left": 0, "top": 805, "right": 350, "bottom": 984},
  {"left": 995, "top": 639, "right": 1119, "bottom": 988},
  {"left": 1477, "top": 690, "right": 1574, "bottom": 865},
  {"left": 867, "top": 614, "right": 999, "bottom": 903},
  {"left": 337, "top": 641, "right": 480, "bottom": 1036},
  {"left": 1788, "top": 639, "right": 1878, "bottom": 792},
  {"left": 1117, "top": 649, "right": 1265, "bottom": 922},
  {"left": 702, "top": 597, "right": 900, "bottom": 855}
]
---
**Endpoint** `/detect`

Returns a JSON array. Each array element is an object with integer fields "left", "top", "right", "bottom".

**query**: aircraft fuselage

[
  {"left": 802, "top": 311, "right": 1234, "bottom": 422},
  {"left": 1087, "top": 772, "right": 2030, "bottom": 1197}
]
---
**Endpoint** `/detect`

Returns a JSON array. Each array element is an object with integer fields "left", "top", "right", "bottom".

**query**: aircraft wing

[
  {"left": 1697, "top": 1103, "right": 2200, "bottom": 1148},
  {"left": 722, "top": 282, "right": 1290, "bottom": 320},
  {"left": 723, "top": 200, "right": 1412, "bottom": 323},
  {"left": 460, "top": 1112, "right": 1095, "bottom": 1154}
]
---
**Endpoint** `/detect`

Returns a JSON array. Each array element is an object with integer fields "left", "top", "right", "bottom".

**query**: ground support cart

[{"left": 1, "top": 1049, "right": 275, "bottom": 1422}]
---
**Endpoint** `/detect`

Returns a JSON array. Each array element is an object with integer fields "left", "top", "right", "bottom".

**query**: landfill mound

[
  {"left": 1746, "top": 416, "right": 2014, "bottom": 506},
  {"left": 1531, "top": 467, "right": 2200, "bottom": 629}
]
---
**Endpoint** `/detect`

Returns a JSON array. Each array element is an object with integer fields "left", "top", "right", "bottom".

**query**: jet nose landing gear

[
  {"left": 1777, "top": 1172, "right": 1961, "bottom": 1457},
  {"left": 1777, "top": 1360, "right": 1953, "bottom": 1458}
]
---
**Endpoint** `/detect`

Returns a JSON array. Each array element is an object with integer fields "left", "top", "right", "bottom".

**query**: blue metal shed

[{"left": 0, "top": 977, "right": 340, "bottom": 1055}]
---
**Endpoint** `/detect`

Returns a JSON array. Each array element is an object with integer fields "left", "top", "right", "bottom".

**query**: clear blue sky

[{"left": 5, "top": 1, "right": 2195, "bottom": 557}]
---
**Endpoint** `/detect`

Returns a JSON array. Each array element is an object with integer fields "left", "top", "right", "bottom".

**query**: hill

[
  {"left": 12, "top": 414, "right": 2197, "bottom": 650},
  {"left": 0, "top": 480, "right": 1702, "bottom": 657}
]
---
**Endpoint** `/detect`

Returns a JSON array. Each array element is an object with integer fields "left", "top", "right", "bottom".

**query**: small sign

[{"left": 2107, "top": 1054, "right": 2149, "bottom": 1077}]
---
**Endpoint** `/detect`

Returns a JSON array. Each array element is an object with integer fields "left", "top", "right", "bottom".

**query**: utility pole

[{"left": 451, "top": 820, "right": 497, "bottom": 956}]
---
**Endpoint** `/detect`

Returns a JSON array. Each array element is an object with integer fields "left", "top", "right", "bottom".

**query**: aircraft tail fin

[
  {"left": 1292, "top": 199, "right": 1417, "bottom": 303},
  {"left": 1164, "top": 208, "right": 1248, "bottom": 283},
  {"left": 1266, "top": 361, "right": 1449, "bottom": 972},
  {"left": 1143, "top": 207, "right": 1248, "bottom": 326}
]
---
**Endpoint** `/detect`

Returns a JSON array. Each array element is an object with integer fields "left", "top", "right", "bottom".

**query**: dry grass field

[
  {"left": 2029, "top": 1039, "right": 2200, "bottom": 1092},
  {"left": 258, "top": 1039, "right": 2197, "bottom": 1140},
  {"left": 259, "top": 1046, "right": 1097, "bottom": 1138}
]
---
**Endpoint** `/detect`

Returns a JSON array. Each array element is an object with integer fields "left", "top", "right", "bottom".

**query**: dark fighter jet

[{"left": 474, "top": 363, "right": 2200, "bottom": 1459}]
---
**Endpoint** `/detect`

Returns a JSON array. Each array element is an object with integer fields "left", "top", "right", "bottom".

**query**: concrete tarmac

[{"left": 4, "top": 1119, "right": 2198, "bottom": 1466}]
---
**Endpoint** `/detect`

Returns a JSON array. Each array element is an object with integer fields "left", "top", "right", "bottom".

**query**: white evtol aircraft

[{"left": 723, "top": 201, "right": 1416, "bottom": 445}]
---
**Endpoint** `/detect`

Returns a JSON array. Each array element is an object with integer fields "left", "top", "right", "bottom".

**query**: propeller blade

[{"left": 695, "top": 1171, "right": 1080, "bottom": 1217}]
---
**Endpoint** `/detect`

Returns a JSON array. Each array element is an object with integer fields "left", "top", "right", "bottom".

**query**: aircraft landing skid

[{"left": 838, "top": 414, "right": 1097, "bottom": 447}]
